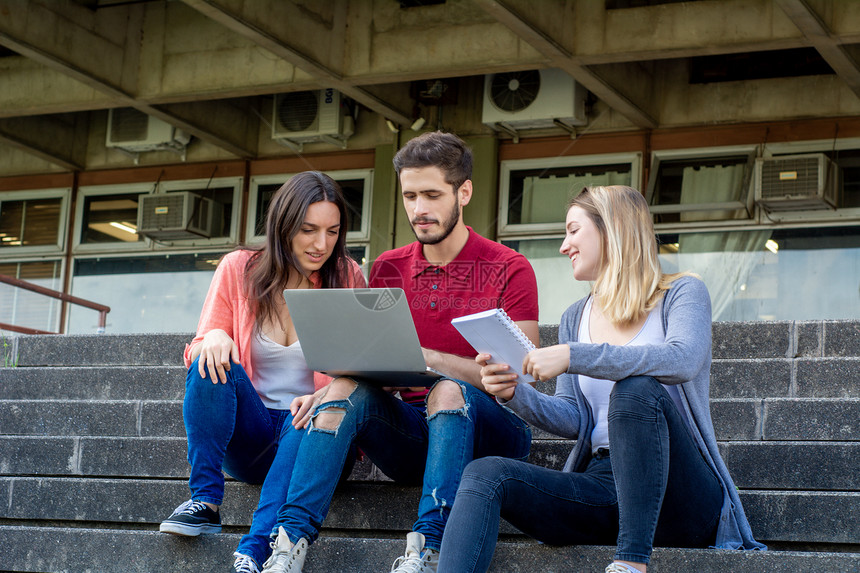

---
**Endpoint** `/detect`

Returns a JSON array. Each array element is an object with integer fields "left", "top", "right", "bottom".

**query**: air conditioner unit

[
  {"left": 482, "top": 68, "right": 586, "bottom": 132},
  {"left": 272, "top": 89, "right": 352, "bottom": 150},
  {"left": 106, "top": 108, "right": 191, "bottom": 153},
  {"left": 137, "top": 192, "right": 223, "bottom": 241},
  {"left": 755, "top": 153, "right": 839, "bottom": 212}
]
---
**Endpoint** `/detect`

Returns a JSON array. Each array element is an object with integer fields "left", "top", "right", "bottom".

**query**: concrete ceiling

[{"left": 2, "top": 0, "right": 860, "bottom": 171}]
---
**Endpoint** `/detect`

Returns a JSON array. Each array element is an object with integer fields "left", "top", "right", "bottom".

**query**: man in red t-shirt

[{"left": 261, "top": 132, "right": 539, "bottom": 573}]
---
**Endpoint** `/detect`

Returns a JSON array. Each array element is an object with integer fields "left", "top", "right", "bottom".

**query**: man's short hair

[{"left": 393, "top": 131, "right": 473, "bottom": 191}]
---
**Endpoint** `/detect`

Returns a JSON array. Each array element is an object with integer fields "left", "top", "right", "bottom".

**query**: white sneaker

[
  {"left": 260, "top": 527, "right": 308, "bottom": 573},
  {"left": 390, "top": 532, "right": 438, "bottom": 573},
  {"left": 605, "top": 563, "right": 642, "bottom": 573},
  {"left": 231, "top": 552, "right": 260, "bottom": 573}
]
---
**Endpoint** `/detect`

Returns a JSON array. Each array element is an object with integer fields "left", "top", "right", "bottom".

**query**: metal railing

[{"left": 0, "top": 273, "right": 110, "bottom": 335}]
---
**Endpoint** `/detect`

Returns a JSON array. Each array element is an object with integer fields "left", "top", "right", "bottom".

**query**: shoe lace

[
  {"left": 390, "top": 550, "right": 433, "bottom": 573},
  {"left": 265, "top": 540, "right": 303, "bottom": 570},
  {"left": 232, "top": 552, "right": 260, "bottom": 573},
  {"left": 174, "top": 499, "right": 208, "bottom": 515},
  {"left": 605, "top": 564, "right": 638, "bottom": 573}
]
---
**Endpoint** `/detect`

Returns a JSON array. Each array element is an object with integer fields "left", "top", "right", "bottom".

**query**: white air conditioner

[
  {"left": 482, "top": 68, "right": 586, "bottom": 132},
  {"left": 755, "top": 153, "right": 839, "bottom": 212},
  {"left": 106, "top": 108, "right": 191, "bottom": 153},
  {"left": 272, "top": 89, "right": 352, "bottom": 150},
  {"left": 137, "top": 192, "right": 223, "bottom": 241}
]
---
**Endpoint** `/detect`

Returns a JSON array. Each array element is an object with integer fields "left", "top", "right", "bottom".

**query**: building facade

[{"left": 2, "top": 0, "right": 860, "bottom": 334}]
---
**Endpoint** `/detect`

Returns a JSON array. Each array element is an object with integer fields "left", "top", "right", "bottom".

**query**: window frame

[
  {"left": 645, "top": 145, "right": 758, "bottom": 227},
  {"left": 73, "top": 182, "right": 155, "bottom": 254},
  {"left": 66, "top": 248, "right": 227, "bottom": 334},
  {"left": 497, "top": 152, "right": 643, "bottom": 236},
  {"left": 0, "top": 188, "right": 71, "bottom": 258},
  {"left": 247, "top": 169, "right": 374, "bottom": 244},
  {"left": 755, "top": 137, "right": 860, "bottom": 224},
  {"left": 0, "top": 256, "right": 67, "bottom": 334}
]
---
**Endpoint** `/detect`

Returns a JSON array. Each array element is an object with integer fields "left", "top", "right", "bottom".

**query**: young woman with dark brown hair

[{"left": 159, "top": 171, "right": 365, "bottom": 573}]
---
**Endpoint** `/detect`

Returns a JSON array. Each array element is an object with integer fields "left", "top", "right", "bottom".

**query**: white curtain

[{"left": 520, "top": 170, "right": 629, "bottom": 224}]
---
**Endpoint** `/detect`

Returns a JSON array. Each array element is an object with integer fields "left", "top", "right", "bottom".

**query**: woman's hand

[
  {"left": 522, "top": 344, "right": 571, "bottom": 382},
  {"left": 290, "top": 386, "right": 327, "bottom": 430},
  {"left": 476, "top": 353, "right": 519, "bottom": 401},
  {"left": 194, "top": 329, "right": 240, "bottom": 384}
]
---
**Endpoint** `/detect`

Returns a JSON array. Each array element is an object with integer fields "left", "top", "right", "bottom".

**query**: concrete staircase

[{"left": 0, "top": 321, "right": 858, "bottom": 572}]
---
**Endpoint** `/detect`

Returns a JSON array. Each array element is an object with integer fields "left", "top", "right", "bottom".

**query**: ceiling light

[
  {"left": 765, "top": 240, "right": 779, "bottom": 254},
  {"left": 110, "top": 221, "right": 138, "bottom": 234}
]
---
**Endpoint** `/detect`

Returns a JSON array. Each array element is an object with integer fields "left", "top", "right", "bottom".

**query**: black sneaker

[{"left": 159, "top": 499, "right": 221, "bottom": 536}]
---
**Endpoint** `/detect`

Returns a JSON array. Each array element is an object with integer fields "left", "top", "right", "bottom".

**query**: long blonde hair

[{"left": 569, "top": 185, "right": 688, "bottom": 325}]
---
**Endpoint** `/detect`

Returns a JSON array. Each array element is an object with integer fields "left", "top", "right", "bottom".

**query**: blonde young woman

[{"left": 437, "top": 186, "right": 765, "bottom": 573}]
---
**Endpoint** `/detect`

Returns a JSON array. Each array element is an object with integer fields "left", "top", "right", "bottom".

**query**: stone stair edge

[{"left": 0, "top": 525, "right": 858, "bottom": 573}]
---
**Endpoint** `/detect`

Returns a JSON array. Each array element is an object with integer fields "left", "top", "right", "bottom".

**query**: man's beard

[{"left": 411, "top": 198, "right": 460, "bottom": 245}]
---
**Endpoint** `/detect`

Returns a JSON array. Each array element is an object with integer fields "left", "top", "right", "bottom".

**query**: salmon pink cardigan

[{"left": 183, "top": 249, "right": 367, "bottom": 391}]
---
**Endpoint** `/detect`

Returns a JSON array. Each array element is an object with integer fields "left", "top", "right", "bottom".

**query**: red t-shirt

[{"left": 369, "top": 227, "right": 539, "bottom": 405}]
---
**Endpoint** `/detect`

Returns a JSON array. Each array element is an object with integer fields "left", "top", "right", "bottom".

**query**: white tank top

[
  {"left": 249, "top": 331, "right": 314, "bottom": 410},
  {"left": 578, "top": 297, "right": 691, "bottom": 454}
]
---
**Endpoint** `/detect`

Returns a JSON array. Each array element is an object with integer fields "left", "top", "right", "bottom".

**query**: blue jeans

[
  {"left": 438, "top": 376, "right": 723, "bottom": 572},
  {"left": 183, "top": 359, "right": 306, "bottom": 567},
  {"left": 274, "top": 378, "right": 532, "bottom": 551}
]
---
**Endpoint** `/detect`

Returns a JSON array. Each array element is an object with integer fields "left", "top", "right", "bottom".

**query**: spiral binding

[{"left": 496, "top": 308, "right": 536, "bottom": 352}]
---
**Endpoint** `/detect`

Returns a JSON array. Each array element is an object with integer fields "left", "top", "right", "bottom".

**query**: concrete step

[
  {"left": 534, "top": 440, "right": 860, "bottom": 491},
  {"left": 709, "top": 398, "right": 860, "bottom": 441},
  {"left": 2, "top": 435, "right": 857, "bottom": 492},
  {"left": 8, "top": 320, "right": 860, "bottom": 370},
  {"left": 5, "top": 397, "right": 858, "bottom": 443},
  {"left": 0, "top": 526, "right": 858, "bottom": 573},
  {"left": 13, "top": 333, "right": 190, "bottom": 367},
  {"left": 710, "top": 357, "right": 860, "bottom": 399},
  {"left": 0, "top": 400, "right": 184, "bottom": 437},
  {"left": 1, "top": 358, "right": 858, "bottom": 406},
  {"left": 720, "top": 441, "right": 860, "bottom": 491},
  {"left": 1, "top": 477, "right": 857, "bottom": 546},
  {"left": 711, "top": 320, "right": 860, "bottom": 359},
  {"left": 0, "top": 366, "right": 186, "bottom": 400}
]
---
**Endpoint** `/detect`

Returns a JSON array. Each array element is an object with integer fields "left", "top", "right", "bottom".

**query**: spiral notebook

[{"left": 451, "top": 308, "right": 536, "bottom": 384}]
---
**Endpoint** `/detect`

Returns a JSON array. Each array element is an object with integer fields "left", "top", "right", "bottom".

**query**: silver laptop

[{"left": 283, "top": 288, "right": 444, "bottom": 386}]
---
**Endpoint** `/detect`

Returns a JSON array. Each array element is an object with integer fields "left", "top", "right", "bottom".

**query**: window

[
  {"left": 646, "top": 147, "right": 756, "bottom": 228},
  {"left": 0, "top": 189, "right": 69, "bottom": 256},
  {"left": 659, "top": 226, "right": 860, "bottom": 321},
  {"left": 249, "top": 170, "right": 372, "bottom": 242},
  {"left": 68, "top": 252, "right": 223, "bottom": 334},
  {"left": 498, "top": 154, "right": 641, "bottom": 323},
  {"left": 499, "top": 153, "right": 641, "bottom": 234},
  {"left": 248, "top": 170, "right": 372, "bottom": 270},
  {"left": 156, "top": 177, "right": 242, "bottom": 246},
  {"left": 74, "top": 183, "right": 153, "bottom": 252},
  {"left": 0, "top": 259, "right": 64, "bottom": 334}
]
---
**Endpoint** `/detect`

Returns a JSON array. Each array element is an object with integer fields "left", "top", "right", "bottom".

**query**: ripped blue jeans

[{"left": 273, "top": 379, "right": 531, "bottom": 550}]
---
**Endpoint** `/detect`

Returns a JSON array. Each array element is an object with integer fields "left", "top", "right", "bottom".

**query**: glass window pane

[
  {"left": 69, "top": 253, "right": 224, "bottom": 334},
  {"left": 501, "top": 238, "right": 592, "bottom": 324},
  {"left": 0, "top": 260, "right": 63, "bottom": 333},
  {"left": 254, "top": 183, "right": 281, "bottom": 236},
  {"left": 81, "top": 193, "right": 144, "bottom": 244},
  {"left": 338, "top": 178, "right": 365, "bottom": 233},
  {"left": 658, "top": 226, "right": 860, "bottom": 321},
  {"left": 508, "top": 164, "right": 631, "bottom": 225},
  {"left": 0, "top": 198, "right": 62, "bottom": 248},
  {"left": 253, "top": 177, "right": 366, "bottom": 237},
  {"left": 650, "top": 155, "right": 750, "bottom": 223}
]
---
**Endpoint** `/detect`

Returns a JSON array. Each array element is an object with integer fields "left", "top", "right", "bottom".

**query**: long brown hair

[{"left": 243, "top": 171, "right": 351, "bottom": 331}]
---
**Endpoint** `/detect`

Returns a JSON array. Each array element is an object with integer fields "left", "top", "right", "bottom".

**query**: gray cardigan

[{"left": 502, "top": 276, "right": 765, "bottom": 551}]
